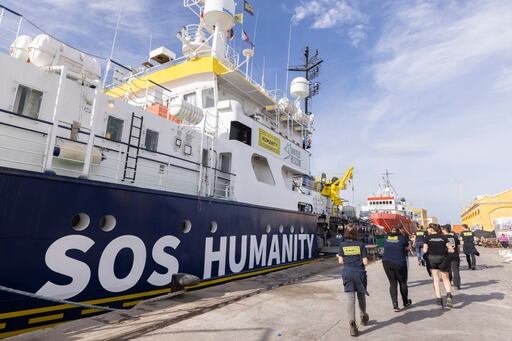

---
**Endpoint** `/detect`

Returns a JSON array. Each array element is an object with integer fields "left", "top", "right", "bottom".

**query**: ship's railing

[
  {"left": 104, "top": 59, "right": 178, "bottom": 114},
  {"left": 0, "top": 107, "right": 237, "bottom": 199},
  {"left": 0, "top": 5, "right": 22, "bottom": 54}
]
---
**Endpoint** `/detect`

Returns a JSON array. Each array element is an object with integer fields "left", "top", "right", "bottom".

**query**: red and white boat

[{"left": 365, "top": 171, "right": 417, "bottom": 235}]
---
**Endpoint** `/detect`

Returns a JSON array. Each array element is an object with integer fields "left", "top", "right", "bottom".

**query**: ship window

[
  {"left": 219, "top": 153, "right": 232, "bottom": 173},
  {"left": 183, "top": 92, "right": 197, "bottom": 106},
  {"left": 251, "top": 154, "right": 275, "bottom": 185},
  {"left": 202, "top": 88, "right": 215, "bottom": 108},
  {"left": 105, "top": 116, "right": 124, "bottom": 142},
  {"left": 229, "top": 121, "right": 252, "bottom": 146},
  {"left": 144, "top": 129, "right": 159, "bottom": 152},
  {"left": 14, "top": 84, "right": 43, "bottom": 119}
]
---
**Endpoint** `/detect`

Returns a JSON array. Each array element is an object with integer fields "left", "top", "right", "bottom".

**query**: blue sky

[{"left": 3, "top": 0, "right": 511, "bottom": 224}]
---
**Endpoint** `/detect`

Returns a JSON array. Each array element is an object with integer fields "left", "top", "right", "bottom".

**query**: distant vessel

[{"left": 364, "top": 171, "right": 417, "bottom": 235}]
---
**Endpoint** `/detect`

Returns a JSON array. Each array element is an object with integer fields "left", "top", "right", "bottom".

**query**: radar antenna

[{"left": 288, "top": 47, "right": 323, "bottom": 115}]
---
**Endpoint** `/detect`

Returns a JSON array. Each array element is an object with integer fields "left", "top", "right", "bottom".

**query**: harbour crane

[{"left": 321, "top": 166, "right": 354, "bottom": 206}]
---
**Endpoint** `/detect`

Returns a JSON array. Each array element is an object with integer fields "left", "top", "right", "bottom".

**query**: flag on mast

[
  {"left": 244, "top": 0, "right": 254, "bottom": 16},
  {"left": 234, "top": 13, "right": 244, "bottom": 24},
  {"left": 242, "top": 30, "right": 255, "bottom": 47}
]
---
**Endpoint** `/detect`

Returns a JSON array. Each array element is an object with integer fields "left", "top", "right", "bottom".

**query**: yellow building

[
  {"left": 411, "top": 208, "right": 428, "bottom": 228},
  {"left": 461, "top": 188, "right": 512, "bottom": 232}
]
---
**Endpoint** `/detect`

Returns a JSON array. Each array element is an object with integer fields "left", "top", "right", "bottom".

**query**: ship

[
  {"left": 363, "top": 170, "right": 417, "bottom": 235},
  {"left": 0, "top": 1, "right": 335, "bottom": 337}
]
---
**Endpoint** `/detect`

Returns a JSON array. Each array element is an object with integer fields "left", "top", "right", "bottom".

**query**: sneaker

[
  {"left": 457, "top": 286, "right": 461, "bottom": 290},
  {"left": 349, "top": 321, "right": 359, "bottom": 337},
  {"left": 393, "top": 306, "right": 400, "bottom": 312},
  {"left": 360, "top": 313, "right": 369, "bottom": 326},
  {"left": 404, "top": 299, "right": 412, "bottom": 308},
  {"left": 446, "top": 294, "right": 454, "bottom": 308},
  {"left": 471, "top": 267, "right": 476, "bottom": 270},
  {"left": 436, "top": 298, "right": 443, "bottom": 307}
]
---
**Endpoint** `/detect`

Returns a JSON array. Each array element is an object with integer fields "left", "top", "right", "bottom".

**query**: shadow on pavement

[
  {"left": 408, "top": 279, "right": 431, "bottom": 288},
  {"left": 460, "top": 279, "right": 500, "bottom": 290},
  {"left": 361, "top": 292, "right": 505, "bottom": 336},
  {"left": 144, "top": 327, "right": 275, "bottom": 340}
]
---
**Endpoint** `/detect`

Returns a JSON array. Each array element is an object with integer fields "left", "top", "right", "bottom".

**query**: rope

[{"left": 0, "top": 285, "right": 123, "bottom": 313}]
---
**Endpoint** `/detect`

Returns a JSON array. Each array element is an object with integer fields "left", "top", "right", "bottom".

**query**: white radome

[
  {"left": 290, "top": 77, "right": 310, "bottom": 100},
  {"left": 203, "top": 0, "right": 236, "bottom": 31}
]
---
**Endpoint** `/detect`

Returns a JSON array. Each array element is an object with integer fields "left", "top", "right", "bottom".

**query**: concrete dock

[{"left": 12, "top": 248, "right": 512, "bottom": 340}]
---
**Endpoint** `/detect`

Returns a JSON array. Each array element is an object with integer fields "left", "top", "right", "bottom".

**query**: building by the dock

[
  {"left": 411, "top": 208, "right": 429, "bottom": 228},
  {"left": 461, "top": 188, "right": 512, "bottom": 233}
]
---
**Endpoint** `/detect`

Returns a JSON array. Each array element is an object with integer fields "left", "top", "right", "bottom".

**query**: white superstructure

[{"left": 0, "top": 1, "right": 327, "bottom": 214}]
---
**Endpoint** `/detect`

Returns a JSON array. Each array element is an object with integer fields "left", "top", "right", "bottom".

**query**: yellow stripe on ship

[
  {"left": 80, "top": 308, "right": 104, "bottom": 316},
  {"left": 0, "top": 288, "right": 171, "bottom": 320},
  {"left": 123, "top": 300, "right": 142, "bottom": 308},
  {"left": 28, "top": 313, "right": 64, "bottom": 324},
  {"left": 0, "top": 323, "right": 5, "bottom": 330},
  {"left": 0, "top": 259, "right": 315, "bottom": 321},
  {"left": 188, "top": 259, "right": 315, "bottom": 289},
  {"left": 0, "top": 323, "right": 60, "bottom": 339}
]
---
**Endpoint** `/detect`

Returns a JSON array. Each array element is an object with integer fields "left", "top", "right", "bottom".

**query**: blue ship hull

[{"left": 0, "top": 167, "right": 318, "bottom": 337}]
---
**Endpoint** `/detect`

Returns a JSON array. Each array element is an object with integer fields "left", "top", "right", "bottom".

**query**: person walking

[
  {"left": 382, "top": 226, "right": 412, "bottom": 312},
  {"left": 460, "top": 224, "right": 479, "bottom": 270},
  {"left": 499, "top": 234, "right": 509, "bottom": 249},
  {"left": 412, "top": 226, "right": 427, "bottom": 266},
  {"left": 337, "top": 224, "right": 369, "bottom": 337},
  {"left": 442, "top": 224, "right": 461, "bottom": 290},
  {"left": 424, "top": 224, "right": 454, "bottom": 308}
]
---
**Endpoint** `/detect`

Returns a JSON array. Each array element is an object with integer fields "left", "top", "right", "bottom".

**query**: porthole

[
  {"left": 210, "top": 221, "right": 218, "bottom": 234},
  {"left": 100, "top": 215, "right": 116, "bottom": 232},
  {"left": 71, "top": 213, "right": 90, "bottom": 231},
  {"left": 290, "top": 225, "right": 295, "bottom": 233},
  {"left": 266, "top": 224, "right": 272, "bottom": 234},
  {"left": 182, "top": 220, "right": 192, "bottom": 233},
  {"left": 279, "top": 225, "right": 284, "bottom": 234},
  {"left": 300, "top": 226, "right": 305, "bottom": 234}
]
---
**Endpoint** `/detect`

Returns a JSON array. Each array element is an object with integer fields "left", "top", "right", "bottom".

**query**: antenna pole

[
  {"left": 102, "top": 8, "right": 122, "bottom": 89},
  {"left": 285, "top": 20, "right": 292, "bottom": 97}
]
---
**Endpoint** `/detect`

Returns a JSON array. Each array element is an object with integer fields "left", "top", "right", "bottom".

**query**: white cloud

[{"left": 292, "top": 0, "right": 368, "bottom": 45}]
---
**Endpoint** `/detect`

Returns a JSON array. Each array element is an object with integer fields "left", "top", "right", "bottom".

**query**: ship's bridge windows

[
  {"left": 229, "top": 121, "right": 252, "bottom": 146},
  {"left": 202, "top": 88, "right": 215, "bottom": 108},
  {"left": 105, "top": 116, "right": 124, "bottom": 142},
  {"left": 14, "top": 84, "right": 43, "bottom": 119},
  {"left": 144, "top": 129, "right": 159, "bottom": 152},
  {"left": 251, "top": 154, "right": 275, "bottom": 185}
]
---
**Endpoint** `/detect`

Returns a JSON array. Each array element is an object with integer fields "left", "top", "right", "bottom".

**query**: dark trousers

[
  {"left": 383, "top": 261, "right": 409, "bottom": 307},
  {"left": 448, "top": 256, "right": 461, "bottom": 287},
  {"left": 465, "top": 252, "right": 476, "bottom": 269}
]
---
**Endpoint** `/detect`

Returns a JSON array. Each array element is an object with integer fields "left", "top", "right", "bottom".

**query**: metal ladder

[{"left": 122, "top": 112, "right": 143, "bottom": 183}]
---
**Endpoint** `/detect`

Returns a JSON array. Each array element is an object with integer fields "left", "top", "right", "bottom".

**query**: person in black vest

[
  {"left": 337, "top": 224, "right": 369, "bottom": 337},
  {"left": 412, "top": 226, "right": 428, "bottom": 266},
  {"left": 424, "top": 224, "right": 454, "bottom": 308},
  {"left": 382, "top": 226, "right": 412, "bottom": 312},
  {"left": 442, "top": 224, "right": 461, "bottom": 290},
  {"left": 460, "top": 224, "right": 479, "bottom": 270}
]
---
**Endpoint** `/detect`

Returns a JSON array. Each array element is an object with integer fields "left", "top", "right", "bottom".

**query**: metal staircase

[{"left": 122, "top": 112, "right": 143, "bottom": 183}]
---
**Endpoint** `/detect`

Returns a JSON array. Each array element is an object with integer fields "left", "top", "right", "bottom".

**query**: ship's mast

[{"left": 288, "top": 46, "right": 323, "bottom": 115}]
